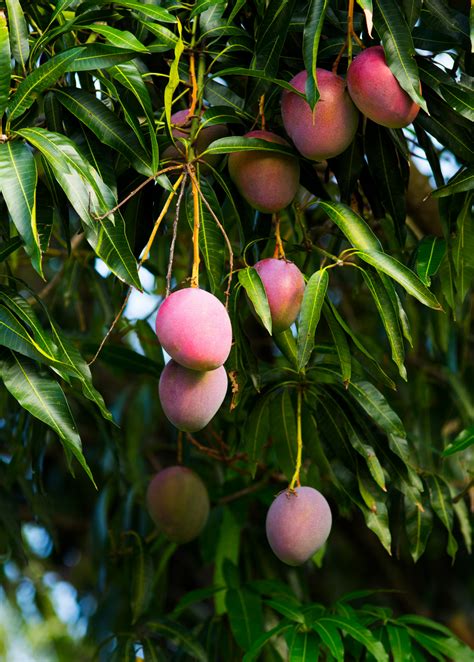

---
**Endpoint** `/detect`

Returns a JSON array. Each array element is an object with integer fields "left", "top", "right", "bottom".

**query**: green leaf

[
  {"left": 16, "top": 127, "right": 141, "bottom": 289},
  {"left": 266, "top": 598, "right": 305, "bottom": 623},
  {"left": 242, "top": 395, "right": 270, "bottom": 476},
  {"left": 226, "top": 588, "right": 263, "bottom": 651},
  {"left": 453, "top": 498, "right": 472, "bottom": 554},
  {"left": 297, "top": 269, "right": 328, "bottom": 371},
  {"left": 404, "top": 497, "right": 433, "bottom": 563},
  {"left": 243, "top": 621, "right": 294, "bottom": 662},
  {"left": 287, "top": 629, "right": 320, "bottom": 661},
  {"left": 164, "top": 18, "right": 184, "bottom": 133},
  {"left": 5, "top": 0, "right": 29, "bottom": 72},
  {"left": 68, "top": 44, "right": 137, "bottom": 72},
  {"left": 7, "top": 47, "right": 84, "bottom": 125},
  {"left": 439, "top": 83, "right": 474, "bottom": 122},
  {"left": 364, "top": 121, "right": 406, "bottom": 243},
  {"left": 355, "top": 250, "right": 442, "bottom": 310},
  {"left": 349, "top": 381, "right": 405, "bottom": 437},
  {"left": 239, "top": 267, "right": 272, "bottom": 335},
  {"left": 213, "top": 507, "right": 240, "bottom": 615},
  {"left": 387, "top": 624, "right": 412, "bottom": 662},
  {"left": 212, "top": 67, "right": 304, "bottom": 95},
  {"left": 443, "top": 426, "right": 474, "bottom": 456},
  {"left": 322, "top": 302, "right": 351, "bottom": 386},
  {"left": 0, "top": 304, "right": 44, "bottom": 361},
  {"left": 312, "top": 620, "right": 344, "bottom": 661},
  {"left": 316, "top": 616, "right": 389, "bottom": 661},
  {"left": 104, "top": 0, "right": 176, "bottom": 23},
  {"left": 432, "top": 166, "right": 474, "bottom": 198},
  {"left": 0, "top": 350, "right": 94, "bottom": 485},
  {"left": 55, "top": 88, "right": 152, "bottom": 177},
  {"left": 271, "top": 389, "right": 297, "bottom": 481},
  {"left": 303, "top": 0, "right": 330, "bottom": 109},
  {"left": 373, "top": 0, "right": 427, "bottom": 112},
  {"left": 415, "top": 236, "right": 446, "bottom": 286},
  {"left": 427, "top": 475, "right": 458, "bottom": 560},
  {"left": 452, "top": 194, "right": 474, "bottom": 305},
  {"left": 0, "top": 10, "right": 11, "bottom": 119},
  {"left": 0, "top": 236, "right": 22, "bottom": 262},
  {"left": 171, "top": 586, "right": 225, "bottom": 617},
  {"left": 129, "top": 533, "right": 153, "bottom": 624},
  {"left": 186, "top": 179, "right": 226, "bottom": 294},
  {"left": 274, "top": 328, "right": 298, "bottom": 368},
  {"left": 317, "top": 201, "right": 382, "bottom": 251},
  {"left": 0, "top": 141, "right": 41, "bottom": 275},
  {"left": 146, "top": 620, "right": 207, "bottom": 662},
  {"left": 408, "top": 629, "right": 474, "bottom": 662},
  {"left": 361, "top": 269, "right": 406, "bottom": 380},
  {"left": 203, "top": 135, "right": 297, "bottom": 157},
  {"left": 84, "top": 25, "right": 149, "bottom": 52}
]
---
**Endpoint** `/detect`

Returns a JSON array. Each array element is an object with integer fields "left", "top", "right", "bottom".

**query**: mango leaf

[
  {"left": 164, "top": 18, "right": 184, "bottom": 133},
  {"left": 0, "top": 350, "right": 94, "bottom": 485},
  {"left": 415, "top": 236, "right": 446, "bottom": 286},
  {"left": 387, "top": 624, "right": 412, "bottom": 662},
  {"left": 297, "top": 269, "right": 328, "bottom": 371},
  {"left": 322, "top": 303, "right": 351, "bottom": 386},
  {"left": 355, "top": 250, "right": 442, "bottom": 310},
  {"left": 239, "top": 267, "right": 272, "bottom": 335},
  {"left": 213, "top": 507, "right": 241, "bottom": 614},
  {"left": 287, "top": 629, "right": 320, "bottom": 661},
  {"left": 0, "top": 304, "right": 45, "bottom": 361},
  {"left": 364, "top": 497, "right": 392, "bottom": 554},
  {"left": 242, "top": 395, "right": 271, "bottom": 476},
  {"left": 186, "top": 179, "right": 226, "bottom": 294},
  {"left": 0, "top": 141, "right": 41, "bottom": 275},
  {"left": 16, "top": 127, "right": 141, "bottom": 289},
  {"left": 357, "top": 0, "right": 374, "bottom": 35},
  {"left": 203, "top": 135, "right": 296, "bottom": 157},
  {"left": 146, "top": 620, "right": 207, "bottom": 662},
  {"left": 373, "top": 0, "right": 427, "bottom": 111},
  {"left": 303, "top": 0, "right": 330, "bottom": 109},
  {"left": 129, "top": 532, "right": 153, "bottom": 624},
  {"left": 5, "top": 0, "right": 29, "bottom": 72},
  {"left": 427, "top": 475, "right": 458, "bottom": 560},
  {"left": 407, "top": 628, "right": 473, "bottom": 662},
  {"left": 271, "top": 389, "right": 297, "bottom": 481},
  {"left": 55, "top": 88, "right": 152, "bottom": 177},
  {"left": 401, "top": 0, "right": 422, "bottom": 28},
  {"left": 0, "top": 10, "right": 11, "bottom": 118},
  {"left": 443, "top": 426, "right": 474, "bottom": 456},
  {"left": 243, "top": 621, "right": 293, "bottom": 662},
  {"left": 362, "top": 269, "right": 406, "bottom": 379},
  {"left": 7, "top": 47, "right": 84, "bottom": 125},
  {"left": 318, "top": 200, "right": 382, "bottom": 251},
  {"left": 312, "top": 620, "right": 344, "bottom": 661},
  {"left": 431, "top": 166, "right": 474, "bottom": 198},
  {"left": 452, "top": 194, "right": 474, "bottom": 305},
  {"left": 84, "top": 25, "right": 149, "bottom": 52},
  {"left": 226, "top": 588, "right": 263, "bottom": 651},
  {"left": 104, "top": 0, "right": 176, "bottom": 23},
  {"left": 349, "top": 380, "right": 405, "bottom": 438},
  {"left": 315, "top": 616, "right": 389, "bottom": 661},
  {"left": 0, "top": 236, "right": 22, "bottom": 262},
  {"left": 273, "top": 328, "right": 298, "bottom": 368},
  {"left": 68, "top": 44, "right": 137, "bottom": 72}
]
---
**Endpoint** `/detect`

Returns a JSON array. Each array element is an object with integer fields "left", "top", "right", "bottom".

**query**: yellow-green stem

[
  {"left": 289, "top": 389, "right": 303, "bottom": 490},
  {"left": 347, "top": 0, "right": 354, "bottom": 64},
  {"left": 190, "top": 172, "right": 200, "bottom": 287}
]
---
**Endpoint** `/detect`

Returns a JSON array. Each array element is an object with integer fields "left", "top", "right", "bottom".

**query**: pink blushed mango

[
  {"left": 254, "top": 258, "right": 305, "bottom": 334},
  {"left": 266, "top": 487, "right": 332, "bottom": 565},
  {"left": 281, "top": 69, "right": 359, "bottom": 161},
  {"left": 347, "top": 46, "right": 420, "bottom": 128},
  {"left": 228, "top": 130, "right": 300, "bottom": 213},
  {"left": 155, "top": 288, "right": 232, "bottom": 370},
  {"left": 159, "top": 360, "right": 228, "bottom": 432},
  {"left": 146, "top": 466, "right": 210, "bottom": 543}
]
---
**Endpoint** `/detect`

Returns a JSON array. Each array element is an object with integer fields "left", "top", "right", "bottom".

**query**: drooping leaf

[
  {"left": 226, "top": 588, "right": 264, "bottom": 651},
  {"left": 303, "top": 0, "right": 330, "bottom": 109},
  {"left": 297, "top": 269, "right": 328, "bottom": 371},
  {"left": 318, "top": 200, "right": 382, "bottom": 251},
  {"left": 7, "top": 47, "right": 84, "bottom": 125},
  {"left": 452, "top": 194, "right": 474, "bottom": 304},
  {"left": 387, "top": 624, "right": 412, "bottom": 662},
  {"left": 239, "top": 267, "right": 272, "bottom": 335},
  {"left": 68, "top": 44, "right": 138, "bottom": 71},
  {"left": 431, "top": 166, "right": 474, "bottom": 198},
  {"left": 357, "top": 0, "right": 374, "bottom": 36},
  {"left": 322, "top": 303, "right": 351, "bottom": 386},
  {"left": 349, "top": 380, "right": 406, "bottom": 438},
  {"left": 163, "top": 18, "right": 184, "bottom": 133},
  {"left": 0, "top": 236, "right": 22, "bottom": 262},
  {"left": 0, "top": 350, "right": 94, "bottom": 484},
  {"left": 0, "top": 140, "right": 41, "bottom": 275},
  {"left": 104, "top": 0, "right": 176, "bottom": 23},
  {"left": 356, "top": 250, "right": 442, "bottom": 310},
  {"left": 315, "top": 616, "right": 389, "bottom": 661},
  {"left": 287, "top": 629, "right": 321, "bottom": 661},
  {"left": 146, "top": 620, "right": 207, "bottom": 662},
  {"left": 203, "top": 135, "right": 297, "bottom": 157},
  {"left": 415, "top": 236, "right": 446, "bottom": 286},
  {"left": 0, "top": 10, "right": 11, "bottom": 119},
  {"left": 271, "top": 389, "right": 297, "bottom": 481},
  {"left": 427, "top": 475, "right": 458, "bottom": 560},
  {"left": 84, "top": 24, "right": 149, "bottom": 52},
  {"left": 242, "top": 395, "right": 271, "bottom": 476},
  {"left": 312, "top": 620, "right": 344, "bottom": 661},
  {"left": 242, "top": 621, "right": 294, "bottom": 662},
  {"left": 443, "top": 426, "right": 474, "bottom": 456},
  {"left": 5, "top": 0, "right": 29, "bottom": 72}
]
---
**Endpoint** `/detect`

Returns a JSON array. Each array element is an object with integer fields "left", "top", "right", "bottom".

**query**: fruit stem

[
  {"left": 188, "top": 52, "right": 197, "bottom": 117},
  {"left": 190, "top": 170, "right": 200, "bottom": 287},
  {"left": 289, "top": 389, "right": 303, "bottom": 491},
  {"left": 347, "top": 0, "right": 354, "bottom": 65},
  {"left": 259, "top": 95, "right": 266, "bottom": 131},
  {"left": 273, "top": 213, "right": 286, "bottom": 259}
]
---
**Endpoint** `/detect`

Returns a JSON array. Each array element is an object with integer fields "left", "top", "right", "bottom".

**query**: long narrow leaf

[
  {"left": 297, "top": 269, "right": 328, "bottom": 371},
  {"left": 5, "top": 0, "right": 29, "bottom": 72},
  {"left": 0, "top": 10, "right": 11, "bottom": 118}
]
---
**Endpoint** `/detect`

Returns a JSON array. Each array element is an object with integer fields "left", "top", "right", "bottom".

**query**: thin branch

[{"left": 166, "top": 174, "right": 188, "bottom": 296}]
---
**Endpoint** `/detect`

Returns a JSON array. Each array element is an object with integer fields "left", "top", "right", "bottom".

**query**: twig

[{"left": 166, "top": 174, "right": 188, "bottom": 296}]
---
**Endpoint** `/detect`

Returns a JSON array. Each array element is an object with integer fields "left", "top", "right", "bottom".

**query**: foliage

[{"left": 0, "top": 0, "right": 472, "bottom": 660}]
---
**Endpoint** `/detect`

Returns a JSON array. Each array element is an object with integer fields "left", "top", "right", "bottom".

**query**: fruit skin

[
  {"left": 266, "top": 487, "right": 332, "bottom": 565},
  {"left": 146, "top": 466, "right": 210, "bottom": 543},
  {"left": 155, "top": 288, "right": 232, "bottom": 371},
  {"left": 159, "top": 360, "right": 228, "bottom": 432},
  {"left": 162, "top": 108, "right": 228, "bottom": 172},
  {"left": 281, "top": 69, "right": 359, "bottom": 161},
  {"left": 228, "top": 130, "right": 300, "bottom": 213},
  {"left": 347, "top": 46, "right": 420, "bottom": 128},
  {"left": 254, "top": 258, "right": 305, "bottom": 334}
]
